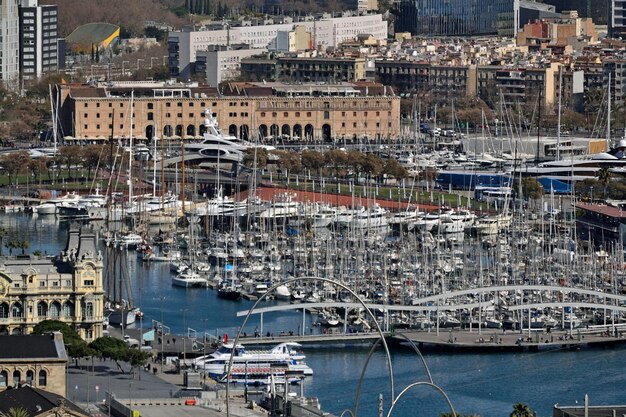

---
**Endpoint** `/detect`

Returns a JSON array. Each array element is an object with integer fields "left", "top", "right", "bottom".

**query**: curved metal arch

[
  {"left": 386, "top": 381, "right": 456, "bottom": 417},
  {"left": 413, "top": 285, "right": 626, "bottom": 306},
  {"left": 354, "top": 332, "right": 434, "bottom": 417},
  {"left": 339, "top": 409, "right": 356, "bottom": 417},
  {"left": 225, "top": 276, "right": 395, "bottom": 417}
]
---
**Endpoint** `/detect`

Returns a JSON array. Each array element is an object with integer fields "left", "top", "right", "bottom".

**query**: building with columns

[{"left": 0, "top": 228, "right": 104, "bottom": 341}]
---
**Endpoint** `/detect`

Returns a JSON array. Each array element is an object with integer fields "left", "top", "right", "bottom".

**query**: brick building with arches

[{"left": 56, "top": 80, "right": 400, "bottom": 145}]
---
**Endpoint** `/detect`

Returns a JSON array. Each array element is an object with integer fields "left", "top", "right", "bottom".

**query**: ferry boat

[{"left": 193, "top": 342, "right": 313, "bottom": 384}]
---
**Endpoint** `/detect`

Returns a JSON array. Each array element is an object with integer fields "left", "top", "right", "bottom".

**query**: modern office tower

[
  {"left": 394, "top": 0, "right": 557, "bottom": 37},
  {"left": 610, "top": 0, "right": 626, "bottom": 38},
  {"left": 19, "top": 0, "right": 59, "bottom": 80},
  {"left": 0, "top": 0, "right": 20, "bottom": 88}
]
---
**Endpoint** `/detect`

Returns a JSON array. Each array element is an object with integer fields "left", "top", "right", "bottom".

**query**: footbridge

[{"left": 235, "top": 285, "right": 626, "bottom": 347}]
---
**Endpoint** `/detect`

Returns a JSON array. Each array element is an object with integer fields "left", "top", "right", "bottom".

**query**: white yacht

[
  {"left": 193, "top": 342, "right": 313, "bottom": 384},
  {"left": 33, "top": 192, "right": 81, "bottom": 215},
  {"left": 473, "top": 214, "right": 512, "bottom": 235},
  {"left": 172, "top": 270, "right": 207, "bottom": 288},
  {"left": 408, "top": 212, "right": 441, "bottom": 232},
  {"left": 168, "top": 109, "right": 274, "bottom": 167},
  {"left": 349, "top": 204, "right": 389, "bottom": 229},
  {"left": 258, "top": 194, "right": 300, "bottom": 219}
]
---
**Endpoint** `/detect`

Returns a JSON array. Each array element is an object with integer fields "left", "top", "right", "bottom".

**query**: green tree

[
  {"left": 242, "top": 147, "right": 268, "bottom": 169},
  {"left": 0, "top": 151, "right": 30, "bottom": 186},
  {"left": 325, "top": 149, "right": 349, "bottom": 179},
  {"left": 82, "top": 144, "right": 105, "bottom": 180},
  {"left": 32, "top": 320, "right": 95, "bottom": 365},
  {"left": 300, "top": 150, "right": 325, "bottom": 175},
  {"left": 58, "top": 145, "right": 83, "bottom": 179},
  {"left": 510, "top": 403, "right": 533, "bottom": 417},
  {"left": 361, "top": 153, "right": 384, "bottom": 183},
  {"left": 28, "top": 157, "right": 48, "bottom": 185},
  {"left": 383, "top": 157, "right": 409, "bottom": 183},
  {"left": 272, "top": 150, "right": 302, "bottom": 178},
  {"left": 521, "top": 177, "right": 544, "bottom": 200}
]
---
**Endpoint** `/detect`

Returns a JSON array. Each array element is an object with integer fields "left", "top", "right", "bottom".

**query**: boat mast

[
  {"left": 556, "top": 64, "right": 563, "bottom": 161},
  {"left": 128, "top": 91, "right": 134, "bottom": 209},
  {"left": 606, "top": 72, "right": 611, "bottom": 149}
]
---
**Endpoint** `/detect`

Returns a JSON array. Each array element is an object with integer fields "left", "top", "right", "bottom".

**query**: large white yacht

[
  {"left": 193, "top": 342, "right": 313, "bottom": 384},
  {"left": 166, "top": 109, "right": 274, "bottom": 167}
]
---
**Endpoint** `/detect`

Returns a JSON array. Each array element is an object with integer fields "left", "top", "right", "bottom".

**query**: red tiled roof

[{"left": 575, "top": 203, "right": 626, "bottom": 219}]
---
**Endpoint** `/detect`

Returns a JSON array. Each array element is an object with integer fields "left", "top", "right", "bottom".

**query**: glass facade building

[{"left": 395, "top": 0, "right": 516, "bottom": 36}]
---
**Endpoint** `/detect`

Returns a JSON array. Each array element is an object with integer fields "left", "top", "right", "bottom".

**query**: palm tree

[
  {"left": 2, "top": 407, "right": 30, "bottom": 417},
  {"left": 510, "top": 402, "right": 533, "bottom": 417},
  {"left": 597, "top": 167, "right": 611, "bottom": 198}
]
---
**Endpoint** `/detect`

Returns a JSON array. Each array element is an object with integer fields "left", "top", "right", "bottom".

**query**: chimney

[{"left": 52, "top": 331, "right": 64, "bottom": 343}]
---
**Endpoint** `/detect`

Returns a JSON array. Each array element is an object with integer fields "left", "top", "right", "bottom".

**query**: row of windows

[
  {"left": 0, "top": 369, "right": 47, "bottom": 388},
  {"left": 0, "top": 301, "right": 92, "bottom": 319},
  {"left": 259, "top": 111, "right": 387, "bottom": 118}
]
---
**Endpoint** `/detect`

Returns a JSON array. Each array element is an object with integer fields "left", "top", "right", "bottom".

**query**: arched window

[
  {"left": 186, "top": 125, "right": 195, "bottom": 137},
  {"left": 175, "top": 124, "right": 183, "bottom": 137},
  {"left": 0, "top": 302, "right": 8, "bottom": 318},
  {"left": 49, "top": 302, "right": 61, "bottom": 319},
  {"left": 228, "top": 124, "right": 238, "bottom": 137},
  {"left": 11, "top": 303, "right": 22, "bottom": 318},
  {"left": 37, "top": 301, "right": 48, "bottom": 318},
  {"left": 63, "top": 302, "right": 74, "bottom": 318},
  {"left": 26, "top": 370, "right": 34, "bottom": 385},
  {"left": 82, "top": 301, "right": 94, "bottom": 319},
  {"left": 38, "top": 370, "right": 47, "bottom": 386},
  {"left": 12, "top": 370, "right": 20, "bottom": 386},
  {"left": 0, "top": 370, "right": 7, "bottom": 387},
  {"left": 163, "top": 125, "right": 173, "bottom": 137}
]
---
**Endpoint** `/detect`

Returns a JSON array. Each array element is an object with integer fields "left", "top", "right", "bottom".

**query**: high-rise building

[
  {"left": 0, "top": 0, "right": 20, "bottom": 88},
  {"left": 610, "top": 0, "right": 626, "bottom": 38},
  {"left": 18, "top": 0, "right": 58, "bottom": 80},
  {"left": 541, "top": 0, "right": 607, "bottom": 25},
  {"left": 394, "top": 0, "right": 558, "bottom": 37}
]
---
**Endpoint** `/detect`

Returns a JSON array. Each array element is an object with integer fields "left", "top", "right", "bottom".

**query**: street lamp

[
  {"left": 180, "top": 308, "right": 189, "bottom": 366},
  {"left": 159, "top": 296, "right": 166, "bottom": 373}
]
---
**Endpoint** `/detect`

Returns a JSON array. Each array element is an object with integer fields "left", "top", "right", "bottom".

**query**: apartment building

[
  {"left": 276, "top": 57, "right": 366, "bottom": 83},
  {"left": 168, "top": 13, "right": 387, "bottom": 78},
  {"left": 18, "top": 0, "right": 58, "bottom": 80},
  {"left": 0, "top": 0, "right": 20, "bottom": 88}
]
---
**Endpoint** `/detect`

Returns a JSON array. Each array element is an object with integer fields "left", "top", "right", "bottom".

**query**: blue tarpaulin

[{"left": 538, "top": 177, "right": 571, "bottom": 194}]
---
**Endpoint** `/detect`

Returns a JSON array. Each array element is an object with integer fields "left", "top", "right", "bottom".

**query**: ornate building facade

[{"left": 0, "top": 228, "right": 104, "bottom": 341}]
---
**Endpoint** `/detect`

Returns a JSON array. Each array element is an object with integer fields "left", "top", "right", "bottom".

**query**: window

[
  {"left": 0, "top": 371, "right": 7, "bottom": 388},
  {"left": 189, "top": 102, "right": 194, "bottom": 107},
  {"left": 177, "top": 113, "right": 182, "bottom": 118},
  {"left": 261, "top": 112, "right": 266, "bottom": 117},
  {"left": 13, "top": 370, "right": 20, "bottom": 386},
  {"left": 148, "top": 112, "right": 154, "bottom": 121},
  {"left": 177, "top": 102, "right": 183, "bottom": 107},
  {"left": 63, "top": 302, "right": 74, "bottom": 318},
  {"left": 37, "top": 302, "right": 47, "bottom": 317},
  {"left": 272, "top": 112, "right": 277, "bottom": 117},
  {"left": 0, "top": 303, "right": 8, "bottom": 318},
  {"left": 324, "top": 111, "right": 329, "bottom": 120},
  {"left": 84, "top": 125, "right": 88, "bottom": 130},
  {"left": 49, "top": 303, "right": 60, "bottom": 319},
  {"left": 38, "top": 370, "right": 47, "bottom": 386},
  {"left": 166, "top": 103, "right": 171, "bottom": 107},
  {"left": 148, "top": 103, "right": 154, "bottom": 109},
  {"left": 189, "top": 113, "right": 193, "bottom": 117},
  {"left": 295, "top": 112, "right": 300, "bottom": 117},
  {"left": 84, "top": 103, "right": 88, "bottom": 108},
  {"left": 26, "top": 370, "right": 34, "bottom": 385},
  {"left": 353, "top": 122, "right": 357, "bottom": 128},
  {"left": 84, "top": 280, "right": 94, "bottom": 286},
  {"left": 306, "top": 112, "right": 311, "bottom": 117},
  {"left": 84, "top": 113, "right": 88, "bottom": 118},
  {"left": 12, "top": 303, "right": 22, "bottom": 318},
  {"left": 283, "top": 112, "right": 288, "bottom": 117}
]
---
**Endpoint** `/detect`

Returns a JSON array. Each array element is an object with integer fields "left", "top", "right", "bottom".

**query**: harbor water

[{"left": 2, "top": 213, "right": 625, "bottom": 417}]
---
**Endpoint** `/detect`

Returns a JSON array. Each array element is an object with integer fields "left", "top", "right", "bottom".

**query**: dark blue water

[{"left": 3, "top": 213, "right": 626, "bottom": 417}]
